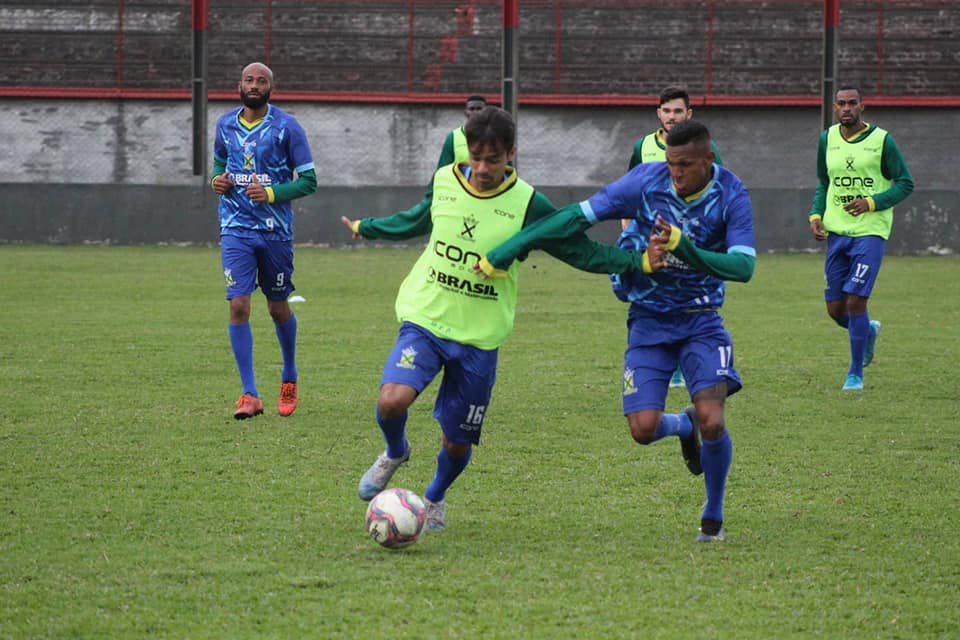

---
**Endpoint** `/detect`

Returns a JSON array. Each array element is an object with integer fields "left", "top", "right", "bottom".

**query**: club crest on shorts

[
  {"left": 397, "top": 346, "right": 418, "bottom": 370},
  {"left": 622, "top": 367, "right": 637, "bottom": 395}
]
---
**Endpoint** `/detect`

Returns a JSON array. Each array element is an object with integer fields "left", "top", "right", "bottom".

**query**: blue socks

[
  {"left": 377, "top": 408, "right": 409, "bottom": 459},
  {"left": 425, "top": 446, "right": 472, "bottom": 503},
  {"left": 848, "top": 312, "right": 869, "bottom": 377},
  {"left": 653, "top": 412, "right": 694, "bottom": 443},
  {"left": 230, "top": 314, "right": 298, "bottom": 397},
  {"left": 701, "top": 431, "right": 733, "bottom": 523},
  {"left": 229, "top": 322, "right": 258, "bottom": 396},
  {"left": 274, "top": 313, "right": 298, "bottom": 383}
]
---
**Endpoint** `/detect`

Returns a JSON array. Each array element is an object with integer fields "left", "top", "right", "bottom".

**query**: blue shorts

[
  {"left": 824, "top": 234, "right": 885, "bottom": 302},
  {"left": 622, "top": 310, "right": 742, "bottom": 413},
  {"left": 380, "top": 322, "right": 499, "bottom": 446},
  {"left": 221, "top": 233, "right": 295, "bottom": 301}
]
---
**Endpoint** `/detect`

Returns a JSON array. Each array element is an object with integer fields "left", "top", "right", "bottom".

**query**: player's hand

[
  {"left": 340, "top": 216, "right": 362, "bottom": 240},
  {"left": 843, "top": 197, "right": 870, "bottom": 216},
  {"left": 212, "top": 171, "right": 233, "bottom": 195},
  {"left": 809, "top": 217, "right": 826, "bottom": 241},
  {"left": 245, "top": 173, "right": 269, "bottom": 203},
  {"left": 645, "top": 217, "right": 670, "bottom": 271},
  {"left": 652, "top": 215, "right": 673, "bottom": 238}
]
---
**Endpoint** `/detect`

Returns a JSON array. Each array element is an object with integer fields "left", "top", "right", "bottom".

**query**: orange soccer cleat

[
  {"left": 234, "top": 394, "right": 264, "bottom": 420},
  {"left": 277, "top": 382, "right": 299, "bottom": 417}
]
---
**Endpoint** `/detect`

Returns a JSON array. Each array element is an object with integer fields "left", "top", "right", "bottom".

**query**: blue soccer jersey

[
  {"left": 580, "top": 162, "right": 755, "bottom": 314},
  {"left": 213, "top": 104, "right": 315, "bottom": 240}
]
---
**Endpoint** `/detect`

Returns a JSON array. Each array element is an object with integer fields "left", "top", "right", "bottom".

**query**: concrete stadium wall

[{"left": 1, "top": 102, "right": 958, "bottom": 254}]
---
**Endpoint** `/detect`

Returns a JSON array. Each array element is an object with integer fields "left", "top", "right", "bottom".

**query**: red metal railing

[{"left": 1, "top": 0, "right": 957, "bottom": 106}]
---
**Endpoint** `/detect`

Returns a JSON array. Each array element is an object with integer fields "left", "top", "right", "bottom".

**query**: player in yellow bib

[
  {"left": 435, "top": 95, "right": 488, "bottom": 168},
  {"left": 341, "top": 107, "right": 648, "bottom": 531},
  {"left": 807, "top": 86, "right": 914, "bottom": 390}
]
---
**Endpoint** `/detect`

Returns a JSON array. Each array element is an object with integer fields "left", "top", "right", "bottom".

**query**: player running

[
  {"left": 806, "top": 85, "right": 914, "bottom": 390},
  {"left": 211, "top": 62, "right": 317, "bottom": 419},
  {"left": 477, "top": 120, "right": 754, "bottom": 542}
]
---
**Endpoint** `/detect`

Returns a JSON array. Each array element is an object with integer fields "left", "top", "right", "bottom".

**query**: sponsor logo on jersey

[
  {"left": 233, "top": 173, "right": 274, "bottom": 186},
  {"left": 431, "top": 270, "right": 498, "bottom": 298},
  {"left": 434, "top": 240, "right": 482, "bottom": 267}
]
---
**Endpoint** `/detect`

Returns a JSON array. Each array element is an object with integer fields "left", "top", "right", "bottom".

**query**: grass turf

[{"left": 1, "top": 246, "right": 957, "bottom": 639}]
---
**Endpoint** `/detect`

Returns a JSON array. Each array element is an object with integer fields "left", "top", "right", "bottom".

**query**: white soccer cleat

[{"left": 358, "top": 444, "right": 410, "bottom": 501}]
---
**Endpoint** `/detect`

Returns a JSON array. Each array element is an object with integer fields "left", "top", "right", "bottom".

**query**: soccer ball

[{"left": 365, "top": 488, "right": 427, "bottom": 549}]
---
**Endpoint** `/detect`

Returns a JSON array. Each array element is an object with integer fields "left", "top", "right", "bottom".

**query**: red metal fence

[{"left": 2, "top": 0, "right": 957, "bottom": 105}]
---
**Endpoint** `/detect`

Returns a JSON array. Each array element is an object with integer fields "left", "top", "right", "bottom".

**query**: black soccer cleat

[
  {"left": 697, "top": 518, "right": 725, "bottom": 543},
  {"left": 680, "top": 406, "right": 703, "bottom": 476}
]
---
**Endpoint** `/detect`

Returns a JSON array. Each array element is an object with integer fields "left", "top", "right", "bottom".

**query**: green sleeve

[
  {"left": 711, "top": 140, "right": 724, "bottom": 167},
  {"left": 538, "top": 233, "right": 645, "bottom": 275},
  {"left": 212, "top": 157, "right": 226, "bottom": 177},
  {"left": 628, "top": 138, "right": 643, "bottom": 170},
  {"left": 357, "top": 183, "right": 434, "bottom": 240},
  {"left": 436, "top": 131, "right": 456, "bottom": 169},
  {"left": 516, "top": 193, "right": 643, "bottom": 274},
  {"left": 873, "top": 134, "right": 915, "bottom": 211},
  {"left": 487, "top": 202, "right": 594, "bottom": 270},
  {"left": 672, "top": 235, "right": 755, "bottom": 282},
  {"left": 270, "top": 169, "right": 318, "bottom": 202},
  {"left": 808, "top": 130, "right": 830, "bottom": 217}
]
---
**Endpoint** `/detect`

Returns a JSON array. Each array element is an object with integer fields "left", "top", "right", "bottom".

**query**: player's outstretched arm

[
  {"left": 341, "top": 193, "right": 434, "bottom": 241},
  {"left": 538, "top": 233, "right": 650, "bottom": 275},
  {"left": 478, "top": 202, "right": 593, "bottom": 276}
]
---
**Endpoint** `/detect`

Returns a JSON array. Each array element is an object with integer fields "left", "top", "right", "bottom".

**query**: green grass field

[{"left": 1, "top": 246, "right": 957, "bottom": 639}]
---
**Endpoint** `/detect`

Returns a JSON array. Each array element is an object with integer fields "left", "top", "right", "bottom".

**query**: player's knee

[
  {"left": 442, "top": 439, "right": 471, "bottom": 459},
  {"left": 628, "top": 417, "right": 658, "bottom": 445},
  {"left": 267, "top": 301, "right": 292, "bottom": 323},
  {"left": 377, "top": 386, "right": 413, "bottom": 419},
  {"left": 699, "top": 417, "right": 727, "bottom": 440}
]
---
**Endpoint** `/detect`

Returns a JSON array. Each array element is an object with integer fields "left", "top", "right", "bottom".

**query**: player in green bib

[
  {"left": 807, "top": 86, "right": 914, "bottom": 390},
  {"left": 435, "top": 95, "right": 488, "bottom": 168},
  {"left": 628, "top": 86, "right": 723, "bottom": 172},
  {"left": 627, "top": 86, "right": 723, "bottom": 389},
  {"left": 341, "top": 106, "right": 648, "bottom": 531}
]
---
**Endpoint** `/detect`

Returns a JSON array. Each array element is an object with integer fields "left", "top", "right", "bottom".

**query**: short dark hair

[
  {"left": 836, "top": 85, "right": 862, "bottom": 100},
  {"left": 665, "top": 120, "right": 711, "bottom": 148},
  {"left": 659, "top": 86, "right": 690, "bottom": 108},
  {"left": 464, "top": 106, "right": 515, "bottom": 152},
  {"left": 466, "top": 95, "right": 487, "bottom": 105}
]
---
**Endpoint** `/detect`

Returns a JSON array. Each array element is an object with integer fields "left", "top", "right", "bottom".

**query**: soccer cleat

[
  {"left": 842, "top": 374, "right": 864, "bottom": 391},
  {"left": 680, "top": 406, "right": 703, "bottom": 476},
  {"left": 234, "top": 394, "right": 264, "bottom": 420},
  {"left": 424, "top": 498, "right": 446, "bottom": 531},
  {"left": 696, "top": 518, "right": 725, "bottom": 543},
  {"left": 863, "top": 320, "right": 881, "bottom": 366},
  {"left": 358, "top": 444, "right": 411, "bottom": 501},
  {"left": 669, "top": 367, "right": 686, "bottom": 388},
  {"left": 277, "top": 381, "right": 299, "bottom": 417}
]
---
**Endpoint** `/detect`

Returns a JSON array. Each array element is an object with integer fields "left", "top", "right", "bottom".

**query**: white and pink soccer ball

[{"left": 365, "top": 488, "right": 427, "bottom": 549}]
